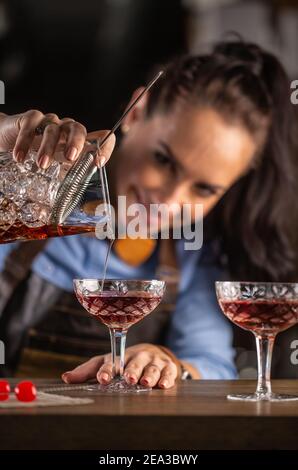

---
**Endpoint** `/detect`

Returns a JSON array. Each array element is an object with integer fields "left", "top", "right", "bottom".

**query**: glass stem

[
  {"left": 255, "top": 334, "right": 275, "bottom": 397},
  {"left": 109, "top": 328, "right": 127, "bottom": 379}
]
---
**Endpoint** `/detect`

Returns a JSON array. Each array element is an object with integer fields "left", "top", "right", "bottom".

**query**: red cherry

[
  {"left": 14, "top": 381, "right": 37, "bottom": 402},
  {"left": 0, "top": 380, "right": 10, "bottom": 401}
]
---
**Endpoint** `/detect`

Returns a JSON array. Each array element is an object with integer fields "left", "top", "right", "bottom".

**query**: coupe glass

[
  {"left": 73, "top": 279, "right": 165, "bottom": 393},
  {"left": 216, "top": 281, "right": 298, "bottom": 402}
]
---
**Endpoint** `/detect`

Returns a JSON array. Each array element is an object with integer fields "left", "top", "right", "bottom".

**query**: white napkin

[{"left": 0, "top": 391, "right": 93, "bottom": 408}]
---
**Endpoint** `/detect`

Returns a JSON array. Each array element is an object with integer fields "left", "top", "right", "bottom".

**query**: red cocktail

[
  {"left": 216, "top": 282, "right": 298, "bottom": 401},
  {"left": 76, "top": 292, "right": 162, "bottom": 330},
  {"left": 219, "top": 299, "right": 298, "bottom": 335}
]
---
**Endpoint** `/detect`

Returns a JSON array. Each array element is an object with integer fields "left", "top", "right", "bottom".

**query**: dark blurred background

[
  {"left": 0, "top": 0, "right": 186, "bottom": 128},
  {"left": 0, "top": 0, "right": 298, "bottom": 379},
  {"left": 1, "top": 0, "right": 298, "bottom": 129}
]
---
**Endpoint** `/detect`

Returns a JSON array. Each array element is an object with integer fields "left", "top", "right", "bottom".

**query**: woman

[{"left": 0, "top": 40, "right": 296, "bottom": 387}]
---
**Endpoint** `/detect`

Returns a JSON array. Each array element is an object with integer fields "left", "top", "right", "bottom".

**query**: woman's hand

[
  {"left": 62, "top": 344, "right": 180, "bottom": 389},
  {"left": 0, "top": 110, "right": 115, "bottom": 169}
]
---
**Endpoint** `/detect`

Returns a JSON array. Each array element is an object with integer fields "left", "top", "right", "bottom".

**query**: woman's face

[{"left": 112, "top": 99, "right": 257, "bottom": 229}]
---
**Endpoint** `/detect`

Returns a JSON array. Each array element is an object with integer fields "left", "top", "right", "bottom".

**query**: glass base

[
  {"left": 228, "top": 393, "right": 298, "bottom": 402},
  {"left": 85, "top": 378, "right": 151, "bottom": 394}
]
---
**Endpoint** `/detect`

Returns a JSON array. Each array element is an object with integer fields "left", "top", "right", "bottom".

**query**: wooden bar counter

[{"left": 1, "top": 380, "right": 298, "bottom": 450}]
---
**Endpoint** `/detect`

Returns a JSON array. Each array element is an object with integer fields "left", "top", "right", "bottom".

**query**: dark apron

[{"left": 0, "top": 239, "right": 179, "bottom": 377}]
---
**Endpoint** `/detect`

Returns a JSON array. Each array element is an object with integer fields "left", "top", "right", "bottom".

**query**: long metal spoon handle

[
  {"left": 98, "top": 70, "right": 164, "bottom": 149},
  {"left": 51, "top": 70, "right": 163, "bottom": 225}
]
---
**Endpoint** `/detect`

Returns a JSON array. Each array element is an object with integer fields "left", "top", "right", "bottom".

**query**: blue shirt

[{"left": 0, "top": 236, "right": 236, "bottom": 379}]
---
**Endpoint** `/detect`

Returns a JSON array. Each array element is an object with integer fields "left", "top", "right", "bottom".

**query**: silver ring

[{"left": 35, "top": 120, "right": 59, "bottom": 135}]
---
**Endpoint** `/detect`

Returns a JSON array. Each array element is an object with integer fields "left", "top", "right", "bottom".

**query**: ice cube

[
  {"left": 43, "top": 160, "right": 61, "bottom": 179},
  {"left": 2, "top": 168, "right": 19, "bottom": 198},
  {"left": 0, "top": 198, "right": 17, "bottom": 226},
  {"left": 18, "top": 152, "right": 38, "bottom": 174},
  {"left": 3, "top": 168, "right": 32, "bottom": 207},
  {"left": 13, "top": 194, "right": 27, "bottom": 208},
  {"left": 27, "top": 174, "right": 51, "bottom": 203},
  {"left": 18, "top": 202, "right": 50, "bottom": 227},
  {"left": 47, "top": 179, "right": 60, "bottom": 206}
]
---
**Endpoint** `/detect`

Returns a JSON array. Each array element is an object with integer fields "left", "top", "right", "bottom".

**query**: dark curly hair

[{"left": 146, "top": 40, "right": 297, "bottom": 281}]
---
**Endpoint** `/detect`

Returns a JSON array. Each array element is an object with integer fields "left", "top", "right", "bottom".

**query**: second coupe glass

[{"left": 216, "top": 281, "right": 298, "bottom": 402}]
